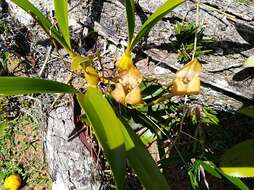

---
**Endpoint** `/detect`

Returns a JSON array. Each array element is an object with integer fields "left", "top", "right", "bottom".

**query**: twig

[{"left": 38, "top": 45, "right": 52, "bottom": 77}]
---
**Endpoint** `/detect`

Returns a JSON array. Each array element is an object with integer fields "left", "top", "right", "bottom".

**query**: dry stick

[{"left": 38, "top": 45, "right": 52, "bottom": 77}]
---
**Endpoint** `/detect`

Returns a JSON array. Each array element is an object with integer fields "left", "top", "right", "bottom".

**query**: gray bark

[{"left": 44, "top": 104, "right": 100, "bottom": 190}]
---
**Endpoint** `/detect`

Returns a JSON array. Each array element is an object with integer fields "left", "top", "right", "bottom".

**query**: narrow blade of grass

[
  {"left": 11, "top": 0, "right": 71, "bottom": 52},
  {"left": 125, "top": 0, "right": 135, "bottom": 46},
  {"left": 0, "top": 77, "right": 77, "bottom": 95},
  {"left": 130, "top": 0, "right": 185, "bottom": 50},
  {"left": 54, "top": 0, "right": 71, "bottom": 48},
  {"left": 77, "top": 88, "right": 126, "bottom": 190}
]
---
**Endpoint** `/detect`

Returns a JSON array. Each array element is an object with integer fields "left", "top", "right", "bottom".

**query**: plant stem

[{"left": 192, "top": 0, "right": 200, "bottom": 60}]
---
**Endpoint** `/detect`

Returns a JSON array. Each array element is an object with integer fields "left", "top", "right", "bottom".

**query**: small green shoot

[{"left": 174, "top": 22, "right": 212, "bottom": 61}]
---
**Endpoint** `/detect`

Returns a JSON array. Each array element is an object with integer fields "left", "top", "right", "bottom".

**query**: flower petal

[
  {"left": 111, "top": 83, "right": 126, "bottom": 104},
  {"left": 116, "top": 52, "right": 133, "bottom": 70},
  {"left": 171, "top": 59, "right": 202, "bottom": 96},
  {"left": 176, "top": 58, "right": 201, "bottom": 80},
  {"left": 125, "top": 86, "right": 143, "bottom": 105},
  {"left": 119, "top": 66, "right": 143, "bottom": 88},
  {"left": 186, "top": 77, "right": 200, "bottom": 95}
]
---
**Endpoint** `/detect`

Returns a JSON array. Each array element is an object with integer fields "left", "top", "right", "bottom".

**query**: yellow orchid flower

[
  {"left": 71, "top": 54, "right": 99, "bottom": 87},
  {"left": 171, "top": 58, "right": 202, "bottom": 96},
  {"left": 111, "top": 51, "right": 143, "bottom": 105},
  {"left": 71, "top": 54, "right": 93, "bottom": 72},
  {"left": 116, "top": 50, "right": 133, "bottom": 71}
]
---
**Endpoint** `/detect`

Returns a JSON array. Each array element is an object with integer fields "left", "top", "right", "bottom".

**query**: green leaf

[
  {"left": 54, "top": 0, "right": 71, "bottom": 48},
  {"left": 77, "top": 88, "right": 126, "bottom": 190},
  {"left": 140, "top": 130, "right": 156, "bottom": 145},
  {"left": 196, "top": 160, "right": 222, "bottom": 179},
  {"left": 1, "top": 50, "right": 9, "bottom": 68},
  {"left": 0, "top": 77, "right": 77, "bottom": 95},
  {"left": 11, "top": 0, "right": 72, "bottom": 53},
  {"left": 220, "top": 139, "right": 254, "bottom": 178},
  {"left": 0, "top": 122, "right": 7, "bottom": 138},
  {"left": 141, "top": 83, "right": 165, "bottom": 101},
  {"left": 125, "top": 0, "right": 135, "bottom": 45},
  {"left": 130, "top": 0, "right": 185, "bottom": 50},
  {"left": 119, "top": 120, "right": 170, "bottom": 190},
  {"left": 244, "top": 55, "right": 254, "bottom": 68},
  {"left": 238, "top": 106, "right": 254, "bottom": 119},
  {"left": 217, "top": 169, "right": 249, "bottom": 190}
]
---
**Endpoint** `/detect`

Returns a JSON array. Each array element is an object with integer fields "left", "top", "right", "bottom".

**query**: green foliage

[
  {"left": 0, "top": 77, "right": 77, "bottom": 96},
  {"left": 174, "top": 22, "right": 212, "bottom": 61},
  {"left": 8, "top": 0, "right": 251, "bottom": 189},
  {"left": 3, "top": 0, "right": 187, "bottom": 187},
  {"left": 0, "top": 111, "right": 51, "bottom": 187},
  {"left": 189, "top": 160, "right": 249, "bottom": 190},
  {"left": 11, "top": 0, "right": 72, "bottom": 54},
  {"left": 220, "top": 139, "right": 254, "bottom": 178},
  {"left": 77, "top": 88, "right": 126, "bottom": 190},
  {"left": 128, "top": 0, "right": 185, "bottom": 51},
  {"left": 238, "top": 105, "right": 254, "bottom": 118},
  {"left": 0, "top": 50, "right": 9, "bottom": 75},
  {"left": 238, "top": 0, "right": 251, "bottom": 5},
  {"left": 125, "top": 0, "right": 135, "bottom": 46},
  {"left": 78, "top": 87, "right": 170, "bottom": 190},
  {"left": 53, "top": 0, "right": 71, "bottom": 48},
  {"left": 120, "top": 120, "right": 170, "bottom": 190}
]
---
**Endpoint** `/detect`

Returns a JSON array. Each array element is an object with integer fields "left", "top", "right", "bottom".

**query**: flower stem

[{"left": 192, "top": 0, "right": 201, "bottom": 60}]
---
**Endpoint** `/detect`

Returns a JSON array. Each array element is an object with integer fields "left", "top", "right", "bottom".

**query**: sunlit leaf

[
  {"left": 11, "top": 0, "right": 72, "bottom": 53},
  {"left": 125, "top": 0, "right": 135, "bottom": 45},
  {"left": 140, "top": 130, "right": 156, "bottom": 145},
  {"left": 220, "top": 139, "right": 254, "bottom": 178},
  {"left": 244, "top": 55, "right": 254, "bottom": 68},
  {"left": 54, "top": 0, "right": 71, "bottom": 48},
  {"left": 0, "top": 77, "right": 77, "bottom": 95},
  {"left": 217, "top": 169, "right": 249, "bottom": 190},
  {"left": 130, "top": 0, "right": 185, "bottom": 50},
  {"left": 77, "top": 88, "right": 126, "bottom": 190}
]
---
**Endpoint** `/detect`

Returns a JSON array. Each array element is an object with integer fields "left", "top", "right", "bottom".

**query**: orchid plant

[{"left": 0, "top": 0, "right": 186, "bottom": 189}]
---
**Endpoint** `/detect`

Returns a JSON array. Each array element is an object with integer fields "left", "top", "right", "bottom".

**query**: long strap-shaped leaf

[
  {"left": 77, "top": 88, "right": 126, "bottom": 190},
  {"left": 119, "top": 120, "right": 171, "bottom": 190},
  {"left": 54, "top": 0, "right": 71, "bottom": 48},
  {"left": 129, "top": 0, "right": 185, "bottom": 50},
  {"left": 0, "top": 77, "right": 77, "bottom": 96},
  {"left": 11, "top": 0, "right": 72, "bottom": 52},
  {"left": 125, "top": 0, "right": 135, "bottom": 46}
]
